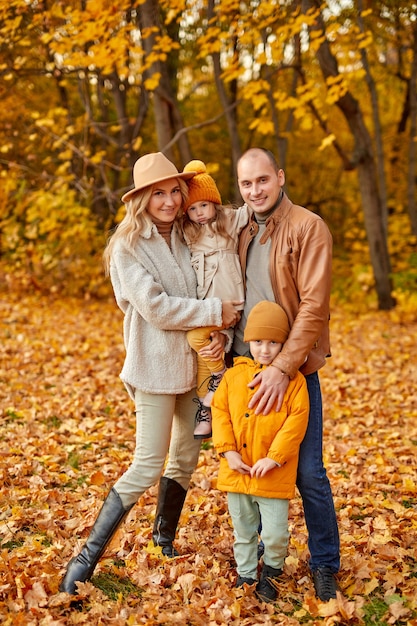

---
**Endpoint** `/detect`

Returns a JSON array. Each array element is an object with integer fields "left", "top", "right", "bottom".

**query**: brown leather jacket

[{"left": 238, "top": 193, "right": 332, "bottom": 377}]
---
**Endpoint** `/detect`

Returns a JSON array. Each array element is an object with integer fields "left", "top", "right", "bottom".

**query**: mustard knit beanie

[
  {"left": 183, "top": 160, "right": 222, "bottom": 211},
  {"left": 244, "top": 301, "right": 290, "bottom": 343}
]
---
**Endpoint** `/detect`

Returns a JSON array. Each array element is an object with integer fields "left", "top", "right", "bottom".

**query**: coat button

[
  {"left": 243, "top": 443, "right": 247, "bottom": 448},
  {"left": 245, "top": 413, "right": 249, "bottom": 418}
]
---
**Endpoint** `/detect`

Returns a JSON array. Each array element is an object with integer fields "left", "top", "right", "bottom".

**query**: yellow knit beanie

[
  {"left": 183, "top": 160, "right": 222, "bottom": 212},
  {"left": 244, "top": 301, "right": 290, "bottom": 343}
]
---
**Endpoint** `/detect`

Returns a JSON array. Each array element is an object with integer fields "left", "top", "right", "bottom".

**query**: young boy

[{"left": 211, "top": 300, "right": 309, "bottom": 602}]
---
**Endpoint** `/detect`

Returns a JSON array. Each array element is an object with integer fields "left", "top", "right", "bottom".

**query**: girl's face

[
  {"left": 147, "top": 178, "right": 183, "bottom": 223},
  {"left": 249, "top": 340, "right": 282, "bottom": 365},
  {"left": 187, "top": 200, "right": 216, "bottom": 225}
]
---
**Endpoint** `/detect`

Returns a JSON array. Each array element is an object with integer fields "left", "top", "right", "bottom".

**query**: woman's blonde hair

[{"left": 103, "top": 178, "right": 189, "bottom": 275}]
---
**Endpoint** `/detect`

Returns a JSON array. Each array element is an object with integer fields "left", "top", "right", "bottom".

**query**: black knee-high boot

[
  {"left": 59, "top": 488, "right": 133, "bottom": 594},
  {"left": 152, "top": 476, "right": 187, "bottom": 557}
]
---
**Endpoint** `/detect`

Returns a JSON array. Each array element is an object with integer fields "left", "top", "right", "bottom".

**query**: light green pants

[
  {"left": 114, "top": 388, "right": 201, "bottom": 508},
  {"left": 227, "top": 492, "right": 289, "bottom": 579}
]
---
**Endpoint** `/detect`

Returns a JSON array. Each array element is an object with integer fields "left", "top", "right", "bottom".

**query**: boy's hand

[
  {"left": 250, "top": 457, "right": 278, "bottom": 478},
  {"left": 224, "top": 451, "right": 251, "bottom": 474}
]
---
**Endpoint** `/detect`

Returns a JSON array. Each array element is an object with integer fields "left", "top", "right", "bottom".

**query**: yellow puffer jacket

[{"left": 212, "top": 357, "right": 309, "bottom": 499}]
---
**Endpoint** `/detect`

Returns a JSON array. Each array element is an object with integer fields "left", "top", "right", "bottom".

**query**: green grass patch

[
  {"left": 1, "top": 539, "right": 25, "bottom": 550},
  {"left": 42, "top": 415, "right": 62, "bottom": 429},
  {"left": 91, "top": 570, "right": 142, "bottom": 601},
  {"left": 402, "top": 497, "right": 416, "bottom": 509},
  {"left": 362, "top": 595, "right": 390, "bottom": 625},
  {"left": 361, "top": 591, "right": 417, "bottom": 626},
  {"left": 67, "top": 452, "right": 80, "bottom": 469}
]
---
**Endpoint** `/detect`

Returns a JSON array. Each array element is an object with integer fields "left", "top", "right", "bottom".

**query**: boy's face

[{"left": 249, "top": 340, "right": 282, "bottom": 365}]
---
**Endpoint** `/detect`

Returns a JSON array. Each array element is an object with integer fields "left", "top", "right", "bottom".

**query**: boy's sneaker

[
  {"left": 236, "top": 575, "right": 256, "bottom": 588},
  {"left": 255, "top": 565, "right": 282, "bottom": 603}
]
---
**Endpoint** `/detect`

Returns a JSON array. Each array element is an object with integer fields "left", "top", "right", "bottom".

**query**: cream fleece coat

[{"left": 110, "top": 221, "right": 223, "bottom": 398}]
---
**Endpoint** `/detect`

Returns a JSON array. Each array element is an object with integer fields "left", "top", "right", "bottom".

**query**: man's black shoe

[{"left": 312, "top": 567, "right": 338, "bottom": 601}]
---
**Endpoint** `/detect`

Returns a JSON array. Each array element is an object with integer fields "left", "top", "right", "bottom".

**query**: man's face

[{"left": 237, "top": 153, "right": 285, "bottom": 214}]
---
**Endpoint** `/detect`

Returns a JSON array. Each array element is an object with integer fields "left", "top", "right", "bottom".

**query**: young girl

[{"left": 181, "top": 160, "right": 250, "bottom": 439}]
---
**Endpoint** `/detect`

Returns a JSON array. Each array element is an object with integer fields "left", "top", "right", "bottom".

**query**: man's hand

[
  {"left": 224, "top": 450, "right": 251, "bottom": 474},
  {"left": 250, "top": 457, "right": 278, "bottom": 478},
  {"left": 247, "top": 366, "right": 290, "bottom": 415}
]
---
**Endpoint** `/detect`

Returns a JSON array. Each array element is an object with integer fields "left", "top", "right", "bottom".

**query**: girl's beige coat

[{"left": 184, "top": 206, "right": 250, "bottom": 305}]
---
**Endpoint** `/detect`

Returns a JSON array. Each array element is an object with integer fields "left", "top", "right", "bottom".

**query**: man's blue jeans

[{"left": 298, "top": 372, "right": 340, "bottom": 572}]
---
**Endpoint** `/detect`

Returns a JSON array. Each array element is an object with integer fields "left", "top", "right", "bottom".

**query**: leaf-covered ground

[{"left": 1, "top": 291, "right": 416, "bottom": 625}]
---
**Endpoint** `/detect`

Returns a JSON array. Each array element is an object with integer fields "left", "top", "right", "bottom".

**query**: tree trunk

[
  {"left": 356, "top": 0, "right": 389, "bottom": 238},
  {"left": 207, "top": 0, "right": 241, "bottom": 200},
  {"left": 259, "top": 29, "right": 291, "bottom": 171},
  {"left": 137, "top": 0, "right": 191, "bottom": 165},
  {"left": 407, "top": 20, "right": 417, "bottom": 235},
  {"left": 303, "top": 0, "right": 395, "bottom": 310}
]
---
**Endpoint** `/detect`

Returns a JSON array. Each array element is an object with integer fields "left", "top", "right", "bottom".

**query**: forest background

[
  {"left": 0, "top": 0, "right": 416, "bottom": 311},
  {"left": 0, "top": 0, "right": 416, "bottom": 625}
]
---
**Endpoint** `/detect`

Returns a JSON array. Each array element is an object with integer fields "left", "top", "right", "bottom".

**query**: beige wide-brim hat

[{"left": 121, "top": 152, "right": 196, "bottom": 203}]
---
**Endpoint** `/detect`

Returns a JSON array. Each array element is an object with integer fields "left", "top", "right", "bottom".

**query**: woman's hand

[
  {"left": 247, "top": 366, "right": 290, "bottom": 415},
  {"left": 222, "top": 300, "right": 243, "bottom": 328}
]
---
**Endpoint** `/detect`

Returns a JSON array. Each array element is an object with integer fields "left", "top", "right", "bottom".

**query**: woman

[{"left": 59, "top": 152, "right": 241, "bottom": 594}]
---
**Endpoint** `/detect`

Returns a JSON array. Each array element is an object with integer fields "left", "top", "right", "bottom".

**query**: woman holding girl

[{"left": 59, "top": 152, "right": 241, "bottom": 594}]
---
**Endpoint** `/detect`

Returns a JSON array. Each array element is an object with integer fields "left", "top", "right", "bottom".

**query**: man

[{"left": 232, "top": 147, "right": 340, "bottom": 601}]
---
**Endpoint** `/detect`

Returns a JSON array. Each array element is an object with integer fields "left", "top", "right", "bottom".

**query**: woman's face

[{"left": 147, "top": 178, "right": 183, "bottom": 223}]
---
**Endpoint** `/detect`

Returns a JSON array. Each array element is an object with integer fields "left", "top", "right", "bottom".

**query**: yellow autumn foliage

[{"left": 1, "top": 185, "right": 109, "bottom": 297}]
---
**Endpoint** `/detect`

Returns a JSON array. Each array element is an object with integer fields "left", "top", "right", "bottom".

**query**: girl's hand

[{"left": 221, "top": 300, "right": 243, "bottom": 328}]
